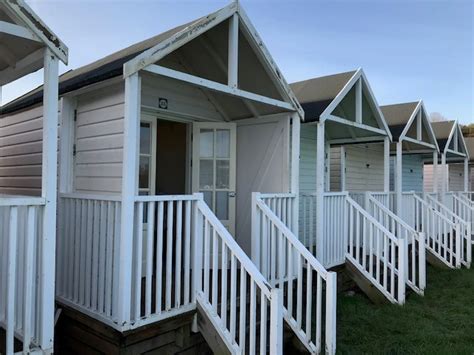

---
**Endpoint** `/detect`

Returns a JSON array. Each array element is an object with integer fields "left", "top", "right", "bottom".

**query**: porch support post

[
  {"left": 340, "top": 146, "right": 346, "bottom": 191},
  {"left": 383, "top": 136, "right": 390, "bottom": 192},
  {"left": 40, "top": 48, "right": 58, "bottom": 350},
  {"left": 118, "top": 72, "right": 141, "bottom": 326},
  {"left": 464, "top": 157, "right": 469, "bottom": 192},
  {"left": 395, "top": 141, "right": 402, "bottom": 214},
  {"left": 290, "top": 114, "right": 300, "bottom": 236},
  {"left": 325, "top": 141, "right": 330, "bottom": 191},
  {"left": 433, "top": 151, "right": 438, "bottom": 194},
  {"left": 355, "top": 78, "right": 362, "bottom": 124},
  {"left": 441, "top": 153, "right": 447, "bottom": 203},
  {"left": 315, "top": 122, "right": 325, "bottom": 261},
  {"left": 227, "top": 13, "right": 238, "bottom": 88}
]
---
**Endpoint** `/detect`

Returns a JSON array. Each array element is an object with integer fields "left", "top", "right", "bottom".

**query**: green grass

[{"left": 336, "top": 265, "right": 474, "bottom": 354}]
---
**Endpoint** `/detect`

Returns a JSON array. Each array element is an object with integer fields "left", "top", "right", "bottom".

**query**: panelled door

[{"left": 192, "top": 122, "right": 236, "bottom": 235}]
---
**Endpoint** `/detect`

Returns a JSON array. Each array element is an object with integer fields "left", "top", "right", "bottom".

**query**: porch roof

[
  {"left": 380, "top": 101, "right": 438, "bottom": 153},
  {"left": 432, "top": 120, "right": 469, "bottom": 160},
  {"left": 0, "top": 0, "right": 67, "bottom": 87},
  {"left": 290, "top": 69, "right": 392, "bottom": 144},
  {"left": 2, "top": 2, "right": 302, "bottom": 121}
]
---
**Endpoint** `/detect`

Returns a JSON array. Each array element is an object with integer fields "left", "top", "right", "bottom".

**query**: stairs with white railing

[
  {"left": 252, "top": 193, "right": 337, "bottom": 355},
  {"left": 425, "top": 194, "right": 471, "bottom": 268}
]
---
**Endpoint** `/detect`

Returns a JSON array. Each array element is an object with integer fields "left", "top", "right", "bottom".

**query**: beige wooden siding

[
  {"left": 448, "top": 164, "right": 464, "bottom": 191},
  {"left": 0, "top": 105, "right": 48, "bottom": 196},
  {"left": 73, "top": 83, "right": 125, "bottom": 194},
  {"left": 299, "top": 125, "right": 317, "bottom": 194},
  {"left": 330, "top": 147, "right": 342, "bottom": 191},
  {"left": 344, "top": 143, "right": 384, "bottom": 192}
]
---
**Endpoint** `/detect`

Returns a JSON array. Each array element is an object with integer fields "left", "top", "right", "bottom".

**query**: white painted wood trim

[
  {"left": 40, "top": 48, "right": 58, "bottom": 350},
  {"left": 117, "top": 73, "right": 141, "bottom": 325},
  {"left": 290, "top": 114, "right": 300, "bottom": 235},
  {"left": 355, "top": 78, "right": 362, "bottom": 124},
  {"left": 0, "top": 48, "right": 44, "bottom": 86},
  {"left": 340, "top": 146, "right": 346, "bottom": 191},
  {"left": 0, "top": 20, "right": 39, "bottom": 42},
  {"left": 464, "top": 158, "right": 469, "bottom": 192},
  {"left": 143, "top": 64, "right": 294, "bottom": 111},
  {"left": 395, "top": 142, "right": 402, "bottom": 214},
  {"left": 315, "top": 122, "right": 325, "bottom": 260},
  {"left": 59, "top": 97, "right": 76, "bottom": 193},
  {"left": 433, "top": 151, "right": 438, "bottom": 193},
  {"left": 325, "top": 114, "right": 387, "bottom": 136},
  {"left": 227, "top": 13, "right": 238, "bottom": 88},
  {"left": 384, "top": 137, "right": 390, "bottom": 192},
  {"left": 402, "top": 136, "right": 436, "bottom": 149},
  {"left": 399, "top": 101, "right": 421, "bottom": 140},
  {"left": 328, "top": 135, "right": 384, "bottom": 145}
]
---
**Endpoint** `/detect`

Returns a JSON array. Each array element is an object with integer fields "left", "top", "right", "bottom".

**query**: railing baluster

[
  {"left": 145, "top": 202, "right": 155, "bottom": 316},
  {"left": 165, "top": 201, "right": 173, "bottom": 311},
  {"left": 175, "top": 200, "right": 182, "bottom": 308},
  {"left": 156, "top": 201, "right": 164, "bottom": 314}
]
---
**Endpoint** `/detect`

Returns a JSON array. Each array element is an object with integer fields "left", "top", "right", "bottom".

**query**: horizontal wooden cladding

[{"left": 73, "top": 83, "right": 125, "bottom": 195}]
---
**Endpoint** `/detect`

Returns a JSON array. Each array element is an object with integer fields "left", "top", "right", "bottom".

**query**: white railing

[
  {"left": 451, "top": 193, "right": 473, "bottom": 244},
  {"left": 426, "top": 194, "right": 471, "bottom": 268},
  {"left": 366, "top": 194, "right": 426, "bottom": 295},
  {"left": 58, "top": 193, "right": 284, "bottom": 354},
  {"left": 370, "top": 191, "right": 394, "bottom": 211},
  {"left": 196, "top": 199, "right": 283, "bottom": 355},
  {"left": 345, "top": 196, "right": 407, "bottom": 305},
  {"left": 0, "top": 197, "right": 46, "bottom": 355},
  {"left": 256, "top": 193, "right": 297, "bottom": 233},
  {"left": 300, "top": 192, "right": 348, "bottom": 268},
  {"left": 131, "top": 195, "right": 201, "bottom": 328},
  {"left": 411, "top": 194, "right": 462, "bottom": 269},
  {"left": 253, "top": 193, "right": 337, "bottom": 355},
  {"left": 57, "top": 194, "right": 122, "bottom": 327}
]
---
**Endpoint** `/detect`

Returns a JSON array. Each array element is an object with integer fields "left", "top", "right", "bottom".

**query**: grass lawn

[{"left": 336, "top": 264, "right": 474, "bottom": 354}]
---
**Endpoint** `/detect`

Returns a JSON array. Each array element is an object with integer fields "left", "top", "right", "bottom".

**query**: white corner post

[
  {"left": 290, "top": 114, "right": 300, "bottom": 236},
  {"left": 118, "top": 72, "right": 141, "bottom": 326},
  {"left": 340, "top": 146, "right": 346, "bottom": 191},
  {"left": 227, "top": 13, "right": 238, "bottom": 88},
  {"left": 441, "top": 153, "right": 447, "bottom": 203},
  {"left": 58, "top": 97, "right": 76, "bottom": 194},
  {"left": 251, "top": 192, "right": 260, "bottom": 268},
  {"left": 383, "top": 136, "right": 390, "bottom": 193},
  {"left": 40, "top": 48, "right": 59, "bottom": 350},
  {"left": 325, "top": 271, "right": 337, "bottom": 355},
  {"left": 269, "top": 288, "right": 283, "bottom": 355},
  {"left": 464, "top": 157, "right": 469, "bottom": 192},
  {"left": 395, "top": 141, "right": 402, "bottom": 214},
  {"left": 315, "top": 122, "right": 325, "bottom": 261},
  {"left": 432, "top": 151, "right": 438, "bottom": 194},
  {"left": 325, "top": 141, "right": 330, "bottom": 191},
  {"left": 355, "top": 78, "right": 362, "bottom": 124}
]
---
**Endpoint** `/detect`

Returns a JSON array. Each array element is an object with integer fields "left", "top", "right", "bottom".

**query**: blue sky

[{"left": 3, "top": 0, "right": 473, "bottom": 124}]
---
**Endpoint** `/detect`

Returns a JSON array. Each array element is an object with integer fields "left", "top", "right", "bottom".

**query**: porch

[{"left": 0, "top": 1, "right": 67, "bottom": 353}]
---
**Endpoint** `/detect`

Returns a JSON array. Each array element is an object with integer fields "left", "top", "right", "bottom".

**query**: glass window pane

[
  {"left": 199, "top": 160, "right": 214, "bottom": 189},
  {"left": 200, "top": 129, "right": 214, "bottom": 158},
  {"left": 139, "top": 156, "right": 150, "bottom": 189},
  {"left": 216, "top": 191, "right": 228, "bottom": 220},
  {"left": 140, "top": 123, "right": 151, "bottom": 154},
  {"left": 202, "top": 191, "right": 213, "bottom": 209},
  {"left": 216, "top": 160, "right": 230, "bottom": 189},
  {"left": 216, "top": 129, "right": 230, "bottom": 158}
]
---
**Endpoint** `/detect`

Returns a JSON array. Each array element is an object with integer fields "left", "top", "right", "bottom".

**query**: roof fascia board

[
  {"left": 236, "top": 3, "right": 304, "bottom": 120},
  {"left": 3, "top": 0, "right": 68, "bottom": 63},
  {"left": 328, "top": 135, "right": 385, "bottom": 145},
  {"left": 402, "top": 136, "right": 436, "bottom": 150},
  {"left": 123, "top": 2, "right": 237, "bottom": 78},
  {"left": 0, "top": 20, "right": 40, "bottom": 42}
]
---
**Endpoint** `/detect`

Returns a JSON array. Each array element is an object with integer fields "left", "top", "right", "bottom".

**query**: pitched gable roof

[
  {"left": 465, "top": 137, "right": 474, "bottom": 162},
  {"left": 432, "top": 120, "right": 455, "bottom": 151},
  {"left": 380, "top": 102, "right": 419, "bottom": 140},
  {"left": 290, "top": 71, "right": 356, "bottom": 121}
]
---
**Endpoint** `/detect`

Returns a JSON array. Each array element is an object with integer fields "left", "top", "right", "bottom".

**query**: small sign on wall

[{"left": 158, "top": 98, "right": 168, "bottom": 110}]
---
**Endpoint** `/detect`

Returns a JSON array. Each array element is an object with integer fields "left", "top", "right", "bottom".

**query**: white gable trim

[
  {"left": 399, "top": 100, "right": 439, "bottom": 151},
  {"left": 320, "top": 68, "right": 392, "bottom": 140},
  {"left": 2, "top": 0, "right": 68, "bottom": 63},
  {"left": 444, "top": 122, "right": 469, "bottom": 158},
  {"left": 123, "top": 2, "right": 303, "bottom": 118}
]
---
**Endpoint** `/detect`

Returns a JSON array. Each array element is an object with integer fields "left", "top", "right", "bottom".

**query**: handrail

[
  {"left": 367, "top": 194, "right": 426, "bottom": 295},
  {"left": 197, "top": 200, "right": 272, "bottom": 295},
  {"left": 0, "top": 196, "right": 45, "bottom": 206},
  {"left": 253, "top": 193, "right": 337, "bottom": 354},
  {"left": 60, "top": 193, "right": 121, "bottom": 202},
  {"left": 256, "top": 200, "right": 329, "bottom": 278},
  {"left": 427, "top": 194, "right": 469, "bottom": 223},
  {"left": 367, "top": 195, "right": 414, "bottom": 233}
]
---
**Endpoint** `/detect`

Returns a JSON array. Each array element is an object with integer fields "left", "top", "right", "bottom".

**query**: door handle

[{"left": 229, "top": 191, "right": 236, "bottom": 198}]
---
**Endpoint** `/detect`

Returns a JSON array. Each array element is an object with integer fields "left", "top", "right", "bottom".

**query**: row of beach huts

[{"left": 0, "top": 1, "right": 473, "bottom": 354}]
